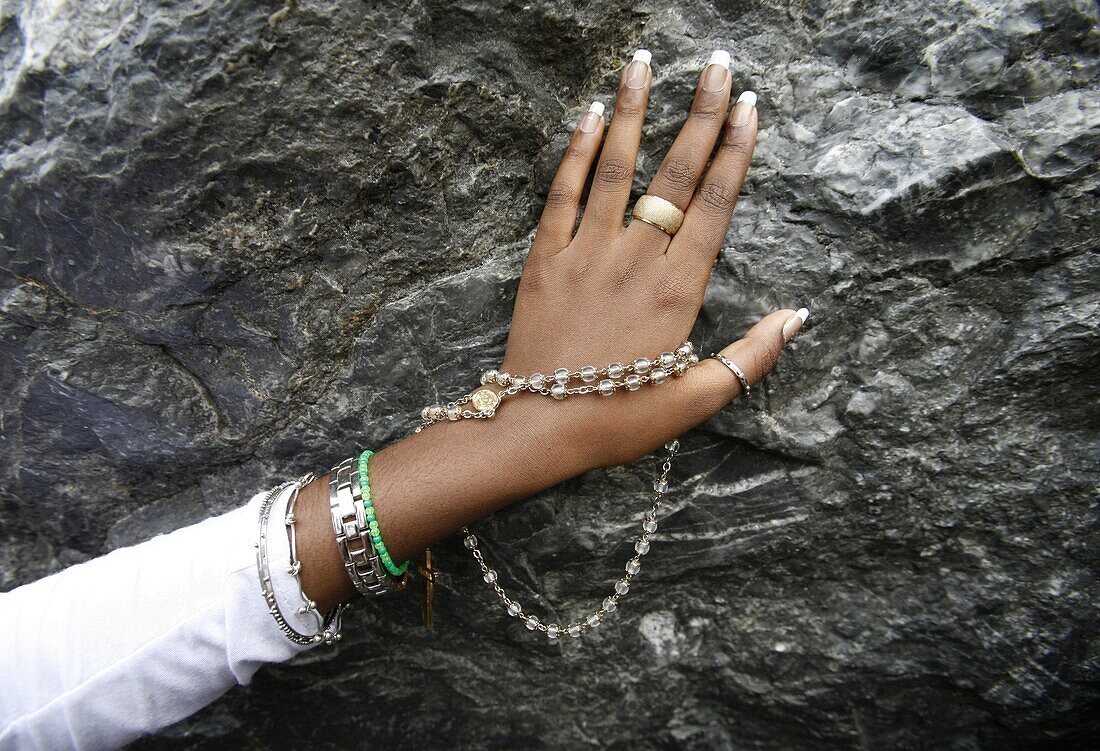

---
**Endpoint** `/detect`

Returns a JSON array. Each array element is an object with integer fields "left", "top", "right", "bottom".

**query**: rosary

[{"left": 413, "top": 342, "right": 701, "bottom": 638}]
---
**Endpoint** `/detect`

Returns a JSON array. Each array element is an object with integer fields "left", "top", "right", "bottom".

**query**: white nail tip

[
  {"left": 708, "top": 50, "right": 731, "bottom": 69},
  {"left": 796, "top": 307, "right": 809, "bottom": 323},
  {"left": 632, "top": 49, "right": 652, "bottom": 66},
  {"left": 588, "top": 101, "right": 605, "bottom": 117},
  {"left": 737, "top": 90, "right": 757, "bottom": 108}
]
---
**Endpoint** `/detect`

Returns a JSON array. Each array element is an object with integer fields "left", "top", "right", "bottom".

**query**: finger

[
  {"left": 669, "top": 90, "right": 758, "bottom": 271},
  {"left": 531, "top": 101, "right": 607, "bottom": 253},
  {"left": 669, "top": 307, "right": 810, "bottom": 431},
  {"left": 623, "top": 50, "right": 733, "bottom": 254},
  {"left": 580, "top": 307, "right": 811, "bottom": 469},
  {"left": 573, "top": 49, "right": 652, "bottom": 242}
]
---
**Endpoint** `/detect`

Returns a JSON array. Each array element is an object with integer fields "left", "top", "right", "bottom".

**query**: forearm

[{"left": 297, "top": 395, "right": 586, "bottom": 613}]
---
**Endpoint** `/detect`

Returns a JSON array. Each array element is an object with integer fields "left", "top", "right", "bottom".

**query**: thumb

[{"left": 673, "top": 307, "right": 810, "bottom": 429}]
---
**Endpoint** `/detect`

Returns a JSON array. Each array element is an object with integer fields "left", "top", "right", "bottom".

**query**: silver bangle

[
  {"left": 328, "top": 458, "right": 404, "bottom": 596},
  {"left": 712, "top": 352, "right": 751, "bottom": 399},
  {"left": 257, "top": 474, "right": 347, "bottom": 646}
]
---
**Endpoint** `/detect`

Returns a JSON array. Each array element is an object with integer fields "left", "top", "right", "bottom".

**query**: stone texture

[{"left": 1, "top": 0, "right": 1098, "bottom": 748}]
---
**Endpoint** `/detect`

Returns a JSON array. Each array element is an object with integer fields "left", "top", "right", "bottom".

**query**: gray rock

[{"left": 1, "top": 0, "right": 1098, "bottom": 749}]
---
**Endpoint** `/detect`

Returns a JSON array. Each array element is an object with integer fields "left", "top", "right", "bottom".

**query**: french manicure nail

[
  {"left": 782, "top": 307, "right": 810, "bottom": 342},
  {"left": 701, "top": 49, "right": 730, "bottom": 92},
  {"left": 579, "top": 101, "right": 604, "bottom": 133},
  {"left": 730, "top": 90, "right": 757, "bottom": 126},
  {"left": 625, "top": 50, "right": 650, "bottom": 90}
]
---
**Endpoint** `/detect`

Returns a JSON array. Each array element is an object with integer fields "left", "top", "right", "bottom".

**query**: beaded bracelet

[
  {"left": 357, "top": 449, "right": 411, "bottom": 577},
  {"left": 415, "top": 341, "right": 709, "bottom": 639}
]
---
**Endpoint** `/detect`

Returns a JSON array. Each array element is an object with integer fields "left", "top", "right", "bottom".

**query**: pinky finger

[{"left": 532, "top": 102, "right": 606, "bottom": 253}]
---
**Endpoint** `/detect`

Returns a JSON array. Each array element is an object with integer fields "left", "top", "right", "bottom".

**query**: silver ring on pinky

[{"left": 711, "top": 353, "right": 751, "bottom": 399}]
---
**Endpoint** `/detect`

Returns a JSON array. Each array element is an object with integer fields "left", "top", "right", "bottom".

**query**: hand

[
  {"left": 299, "top": 51, "right": 810, "bottom": 612},
  {"left": 499, "top": 50, "right": 807, "bottom": 469}
]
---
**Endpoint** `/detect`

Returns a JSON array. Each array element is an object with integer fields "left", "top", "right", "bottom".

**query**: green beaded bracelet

[{"left": 357, "top": 449, "right": 410, "bottom": 577}]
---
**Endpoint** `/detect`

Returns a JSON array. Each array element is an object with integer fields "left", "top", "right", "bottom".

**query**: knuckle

[
  {"left": 658, "top": 157, "right": 700, "bottom": 191},
  {"left": 544, "top": 182, "right": 578, "bottom": 209},
  {"left": 747, "top": 332, "right": 782, "bottom": 378},
  {"left": 612, "top": 92, "right": 646, "bottom": 119},
  {"left": 564, "top": 145, "right": 589, "bottom": 161},
  {"left": 689, "top": 104, "right": 725, "bottom": 124},
  {"left": 695, "top": 180, "right": 737, "bottom": 214},
  {"left": 594, "top": 157, "right": 634, "bottom": 189},
  {"left": 719, "top": 137, "right": 753, "bottom": 159}
]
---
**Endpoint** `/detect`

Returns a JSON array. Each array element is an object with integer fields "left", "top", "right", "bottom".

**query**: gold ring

[{"left": 631, "top": 194, "right": 684, "bottom": 236}]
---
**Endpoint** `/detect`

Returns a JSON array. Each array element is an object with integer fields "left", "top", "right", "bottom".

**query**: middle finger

[{"left": 624, "top": 50, "right": 733, "bottom": 254}]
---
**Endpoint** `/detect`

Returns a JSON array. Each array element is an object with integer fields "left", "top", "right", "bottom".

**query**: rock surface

[{"left": 2, "top": 0, "right": 1098, "bottom": 748}]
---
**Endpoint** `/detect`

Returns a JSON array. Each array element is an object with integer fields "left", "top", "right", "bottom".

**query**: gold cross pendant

[{"left": 417, "top": 547, "right": 440, "bottom": 629}]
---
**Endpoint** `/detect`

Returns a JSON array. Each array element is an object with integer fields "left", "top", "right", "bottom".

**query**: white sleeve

[{"left": 0, "top": 482, "right": 325, "bottom": 751}]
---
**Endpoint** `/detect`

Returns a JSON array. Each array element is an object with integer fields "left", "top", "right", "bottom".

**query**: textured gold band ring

[{"left": 631, "top": 194, "right": 684, "bottom": 236}]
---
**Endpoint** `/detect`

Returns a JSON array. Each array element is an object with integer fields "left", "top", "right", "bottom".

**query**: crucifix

[{"left": 417, "top": 547, "right": 440, "bottom": 629}]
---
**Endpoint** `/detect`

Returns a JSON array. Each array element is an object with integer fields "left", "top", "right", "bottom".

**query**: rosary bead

[
  {"left": 529, "top": 373, "right": 546, "bottom": 389},
  {"left": 633, "top": 358, "right": 652, "bottom": 374},
  {"left": 607, "top": 362, "right": 625, "bottom": 379},
  {"left": 660, "top": 352, "right": 676, "bottom": 367},
  {"left": 688, "top": 353, "right": 699, "bottom": 365},
  {"left": 483, "top": 569, "right": 498, "bottom": 583},
  {"left": 511, "top": 375, "right": 527, "bottom": 388},
  {"left": 650, "top": 367, "right": 668, "bottom": 384},
  {"left": 547, "top": 623, "right": 560, "bottom": 638},
  {"left": 654, "top": 479, "right": 668, "bottom": 493},
  {"left": 586, "top": 614, "right": 601, "bottom": 628},
  {"left": 553, "top": 368, "right": 571, "bottom": 384},
  {"left": 678, "top": 341, "right": 694, "bottom": 357},
  {"left": 635, "top": 540, "right": 650, "bottom": 555},
  {"left": 464, "top": 534, "right": 478, "bottom": 549},
  {"left": 674, "top": 361, "right": 688, "bottom": 375},
  {"left": 482, "top": 369, "right": 498, "bottom": 385},
  {"left": 580, "top": 365, "right": 597, "bottom": 382},
  {"left": 626, "top": 558, "right": 641, "bottom": 575},
  {"left": 598, "top": 379, "right": 615, "bottom": 396},
  {"left": 615, "top": 580, "right": 630, "bottom": 595},
  {"left": 603, "top": 596, "right": 617, "bottom": 612},
  {"left": 432, "top": 406, "right": 446, "bottom": 420},
  {"left": 551, "top": 382, "right": 567, "bottom": 400},
  {"left": 665, "top": 440, "right": 680, "bottom": 452},
  {"left": 496, "top": 372, "right": 511, "bottom": 387},
  {"left": 525, "top": 616, "right": 541, "bottom": 630},
  {"left": 625, "top": 374, "right": 641, "bottom": 391},
  {"left": 446, "top": 404, "right": 461, "bottom": 420},
  {"left": 421, "top": 406, "right": 432, "bottom": 421},
  {"left": 507, "top": 601, "right": 522, "bottom": 616},
  {"left": 568, "top": 624, "right": 582, "bottom": 637},
  {"left": 643, "top": 518, "right": 657, "bottom": 533}
]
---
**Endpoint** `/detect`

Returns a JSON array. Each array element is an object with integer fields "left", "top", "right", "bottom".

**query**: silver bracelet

[
  {"left": 257, "top": 473, "right": 347, "bottom": 646},
  {"left": 328, "top": 458, "right": 408, "bottom": 596}
]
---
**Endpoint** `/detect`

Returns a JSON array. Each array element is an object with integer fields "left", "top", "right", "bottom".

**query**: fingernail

[
  {"left": 579, "top": 101, "right": 604, "bottom": 133},
  {"left": 730, "top": 90, "right": 757, "bottom": 126},
  {"left": 701, "top": 50, "right": 730, "bottom": 92},
  {"left": 625, "top": 49, "right": 650, "bottom": 89},
  {"left": 782, "top": 307, "right": 810, "bottom": 342}
]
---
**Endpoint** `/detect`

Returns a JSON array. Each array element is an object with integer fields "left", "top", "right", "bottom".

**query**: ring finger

[{"left": 624, "top": 50, "right": 733, "bottom": 253}]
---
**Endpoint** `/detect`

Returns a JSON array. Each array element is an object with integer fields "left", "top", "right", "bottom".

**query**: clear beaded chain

[
  {"left": 414, "top": 341, "right": 701, "bottom": 638},
  {"left": 461, "top": 439, "right": 680, "bottom": 639},
  {"left": 416, "top": 341, "right": 701, "bottom": 429}
]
